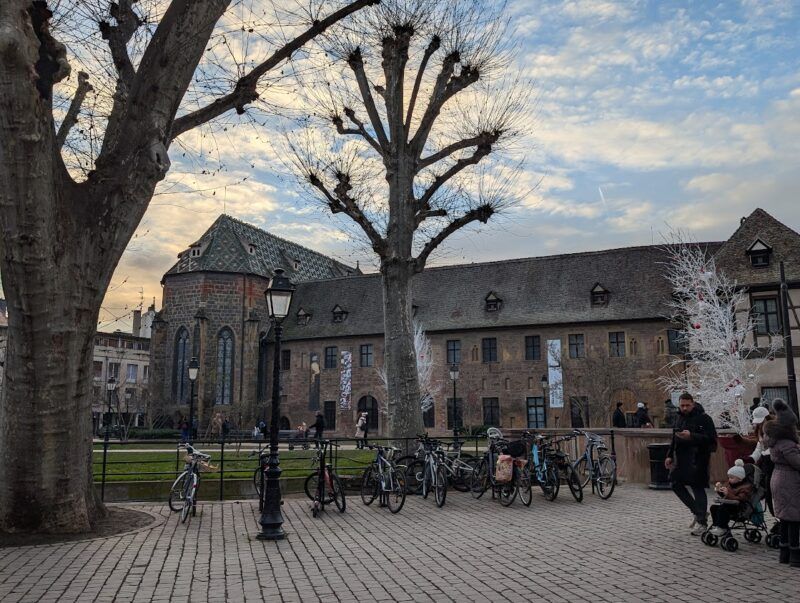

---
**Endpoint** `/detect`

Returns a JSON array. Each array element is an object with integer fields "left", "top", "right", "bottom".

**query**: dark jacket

[
  {"left": 612, "top": 408, "right": 627, "bottom": 428},
  {"left": 667, "top": 403, "right": 718, "bottom": 487},
  {"left": 633, "top": 407, "right": 652, "bottom": 428},
  {"left": 312, "top": 415, "right": 325, "bottom": 437},
  {"left": 763, "top": 420, "right": 800, "bottom": 522}
]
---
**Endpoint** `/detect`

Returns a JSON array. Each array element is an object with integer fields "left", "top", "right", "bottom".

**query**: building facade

[{"left": 150, "top": 209, "right": 800, "bottom": 436}]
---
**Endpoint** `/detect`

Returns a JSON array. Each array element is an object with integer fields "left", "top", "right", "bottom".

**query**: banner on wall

[
  {"left": 546, "top": 339, "right": 563, "bottom": 409},
  {"left": 339, "top": 350, "right": 352, "bottom": 410}
]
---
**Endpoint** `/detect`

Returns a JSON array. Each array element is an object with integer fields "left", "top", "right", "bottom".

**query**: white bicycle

[{"left": 168, "top": 443, "right": 212, "bottom": 523}]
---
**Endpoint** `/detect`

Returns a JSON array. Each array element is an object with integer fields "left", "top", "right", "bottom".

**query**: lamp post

[
  {"left": 449, "top": 364, "right": 460, "bottom": 438},
  {"left": 187, "top": 357, "right": 199, "bottom": 443},
  {"left": 101, "top": 376, "right": 117, "bottom": 501},
  {"left": 257, "top": 268, "right": 295, "bottom": 541}
]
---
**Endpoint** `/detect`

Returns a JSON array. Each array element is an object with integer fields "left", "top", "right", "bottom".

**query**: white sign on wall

[{"left": 546, "top": 339, "right": 563, "bottom": 409}]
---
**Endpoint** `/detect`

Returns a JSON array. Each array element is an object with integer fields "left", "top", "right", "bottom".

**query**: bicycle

[
  {"left": 360, "top": 444, "right": 406, "bottom": 513},
  {"left": 440, "top": 437, "right": 478, "bottom": 493},
  {"left": 572, "top": 430, "right": 617, "bottom": 499},
  {"left": 406, "top": 435, "right": 447, "bottom": 507},
  {"left": 548, "top": 434, "right": 584, "bottom": 503},
  {"left": 302, "top": 440, "right": 346, "bottom": 517},
  {"left": 521, "top": 431, "right": 560, "bottom": 501},
  {"left": 168, "top": 443, "right": 213, "bottom": 523},
  {"left": 470, "top": 428, "right": 528, "bottom": 506}
]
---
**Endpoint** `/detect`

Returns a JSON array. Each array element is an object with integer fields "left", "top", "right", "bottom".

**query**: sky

[{"left": 93, "top": 0, "right": 800, "bottom": 332}]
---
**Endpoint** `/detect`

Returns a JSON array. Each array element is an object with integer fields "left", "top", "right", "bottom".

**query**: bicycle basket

[{"left": 503, "top": 440, "right": 527, "bottom": 458}]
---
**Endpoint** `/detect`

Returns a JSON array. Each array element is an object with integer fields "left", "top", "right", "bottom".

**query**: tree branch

[
  {"left": 414, "top": 205, "right": 495, "bottom": 271},
  {"left": 416, "top": 143, "right": 494, "bottom": 209},
  {"left": 98, "top": 0, "right": 140, "bottom": 85},
  {"left": 418, "top": 130, "right": 499, "bottom": 170},
  {"left": 56, "top": 71, "right": 92, "bottom": 149},
  {"left": 171, "top": 0, "right": 378, "bottom": 140},
  {"left": 332, "top": 107, "right": 383, "bottom": 155},
  {"left": 405, "top": 35, "right": 440, "bottom": 139},
  {"left": 414, "top": 207, "right": 447, "bottom": 227},
  {"left": 346, "top": 48, "right": 390, "bottom": 151},
  {"left": 307, "top": 171, "right": 386, "bottom": 256}
]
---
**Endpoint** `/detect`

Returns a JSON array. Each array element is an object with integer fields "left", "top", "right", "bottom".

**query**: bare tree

[
  {"left": 0, "top": 0, "right": 375, "bottom": 534},
  {"left": 288, "top": 0, "right": 529, "bottom": 439},
  {"left": 562, "top": 353, "right": 638, "bottom": 428}
]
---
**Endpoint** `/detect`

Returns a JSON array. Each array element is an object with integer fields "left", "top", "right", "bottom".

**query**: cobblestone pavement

[{"left": 0, "top": 485, "right": 796, "bottom": 603}]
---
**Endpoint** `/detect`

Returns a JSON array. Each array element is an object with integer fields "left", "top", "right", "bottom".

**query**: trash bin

[{"left": 647, "top": 443, "right": 672, "bottom": 490}]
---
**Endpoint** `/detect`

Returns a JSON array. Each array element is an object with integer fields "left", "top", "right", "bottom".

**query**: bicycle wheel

[
  {"left": 330, "top": 473, "right": 346, "bottom": 513},
  {"left": 360, "top": 468, "right": 378, "bottom": 505},
  {"left": 470, "top": 459, "right": 489, "bottom": 499},
  {"left": 518, "top": 468, "right": 533, "bottom": 507},
  {"left": 404, "top": 460, "right": 424, "bottom": 495},
  {"left": 451, "top": 457, "right": 476, "bottom": 492},
  {"left": 434, "top": 465, "right": 447, "bottom": 508},
  {"left": 304, "top": 473, "right": 319, "bottom": 501},
  {"left": 181, "top": 473, "right": 197, "bottom": 523},
  {"left": 564, "top": 463, "right": 584, "bottom": 503},
  {"left": 168, "top": 471, "right": 190, "bottom": 512},
  {"left": 573, "top": 457, "right": 591, "bottom": 489},
  {"left": 597, "top": 456, "right": 617, "bottom": 499},
  {"left": 422, "top": 463, "right": 431, "bottom": 499},
  {"left": 387, "top": 468, "right": 406, "bottom": 514},
  {"left": 499, "top": 473, "right": 518, "bottom": 507},
  {"left": 540, "top": 464, "right": 560, "bottom": 501}
]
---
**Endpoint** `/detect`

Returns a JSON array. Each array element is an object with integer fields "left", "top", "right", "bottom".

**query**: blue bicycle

[{"left": 522, "top": 431, "right": 559, "bottom": 501}]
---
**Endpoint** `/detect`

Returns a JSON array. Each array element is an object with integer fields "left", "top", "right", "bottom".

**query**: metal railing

[{"left": 93, "top": 429, "right": 617, "bottom": 502}]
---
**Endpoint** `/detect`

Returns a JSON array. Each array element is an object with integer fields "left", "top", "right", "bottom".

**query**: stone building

[{"left": 150, "top": 208, "right": 800, "bottom": 436}]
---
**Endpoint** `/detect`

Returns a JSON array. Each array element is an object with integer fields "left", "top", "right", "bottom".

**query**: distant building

[{"left": 149, "top": 209, "right": 800, "bottom": 435}]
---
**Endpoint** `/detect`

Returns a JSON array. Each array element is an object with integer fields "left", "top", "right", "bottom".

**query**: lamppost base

[{"left": 256, "top": 527, "right": 286, "bottom": 541}]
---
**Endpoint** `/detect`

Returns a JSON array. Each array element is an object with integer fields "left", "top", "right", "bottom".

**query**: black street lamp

[
  {"left": 257, "top": 268, "right": 295, "bottom": 541},
  {"left": 449, "top": 364, "right": 460, "bottom": 438},
  {"left": 101, "top": 376, "right": 117, "bottom": 501},
  {"left": 187, "top": 357, "right": 199, "bottom": 443}
]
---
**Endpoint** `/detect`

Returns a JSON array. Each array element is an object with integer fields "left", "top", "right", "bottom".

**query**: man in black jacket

[
  {"left": 666, "top": 392, "right": 718, "bottom": 535},
  {"left": 612, "top": 402, "right": 627, "bottom": 428},
  {"left": 311, "top": 412, "right": 325, "bottom": 448}
]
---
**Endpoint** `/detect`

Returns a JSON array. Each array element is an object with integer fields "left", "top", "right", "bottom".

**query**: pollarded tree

[
  {"left": 0, "top": 0, "right": 376, "bottom": 534},
  {"left": 289, "top": 0, "right": 528, "bottom": 439}
]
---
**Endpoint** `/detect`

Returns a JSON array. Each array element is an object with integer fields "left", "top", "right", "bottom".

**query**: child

[{"left": 708, "top": 459, "right": 753, "bottom": 536}]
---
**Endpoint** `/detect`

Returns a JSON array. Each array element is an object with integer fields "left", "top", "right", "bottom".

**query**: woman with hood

[{"left": 763, "top": 399, "right": 800, "bottom": 567}]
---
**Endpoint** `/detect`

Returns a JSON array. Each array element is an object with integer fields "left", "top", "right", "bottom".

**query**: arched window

[
  {"left": 216, "top": 328, "right": 234, "bottom": 405},
  {"left": 357, "top": 395, "right": 379, "bottom": 430},
  {"left": 279, "top": 416, "right": 291, "bottom": 430},
  {"left": 173, "top": 328, "right": 190, "bottom": 403}
]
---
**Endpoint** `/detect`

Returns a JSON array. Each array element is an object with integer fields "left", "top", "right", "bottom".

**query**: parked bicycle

[
  {"left": 521, "top": 431, "right": 560, "bottom": 501},
  {"left": 304, "top": 440, "right": 346, "bottom": 517},
  {"left": 168, "top": 443, "right": 213, "bottom": 523},
  {"left": 360, "top": 444, "right": 407, "bottom": 513},
  {"left": 404, "top": 435, "right": 447, "bottom": 507},
  {"left": 470, "top": 428, "right": 530, "bottom": 506},
  {"left": 548, "top": 434, "right": 584, "bottom": 503},
  {"left": 572, "top": 430, "right": 616, "bottom": 499}
]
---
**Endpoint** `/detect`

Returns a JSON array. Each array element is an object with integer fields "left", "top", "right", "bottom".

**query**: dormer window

[
  {"left": 248, "top": 243, "right": 256, "bottom": 255},
  {"left": 332, "top": 304, "right": 348, "bottom": 323},
  {"left": 412, "top": 304, "right": 419, "bottom": 317},
  {"left": 591, "top": 283, "right": 609, "bottom": 307},
  {"left": 747, "top": 239, "right": 772, "bottom": 268},
  {"left": 485, "top": 292, "right": 502, "bottom": 312},
  {"left": 190, "top": 246, "right": 201, "bottom": 258},
  {"left": 293, "top": 259, "right": 301, "bottom": 270},
  {"left": 296, "top": 308, "right": 311, "bottom": 326}
]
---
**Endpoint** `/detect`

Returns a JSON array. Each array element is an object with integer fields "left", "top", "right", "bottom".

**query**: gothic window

[
  {"left": 215, "top": 328, "right": 234, "bottom": 405},
  {"left": 173, "top": 328, "right": 190, "bottom": 403}
]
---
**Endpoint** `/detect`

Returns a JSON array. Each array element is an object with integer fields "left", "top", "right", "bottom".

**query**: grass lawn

[{"left": 92, "top": 447, "right": 376, "bottom": 483}]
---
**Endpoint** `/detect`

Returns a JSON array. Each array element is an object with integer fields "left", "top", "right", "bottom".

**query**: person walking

[
  {"left": 311, "top": 412, "right": 325, "bottom": 448},
  {"left": 221, "top": 416, "right": 231, "bottom": 441},
  {"left": 633, "top": 402, "right": 653, "bottom": 428},
  {"left": 355, "top": 412, "right": 368, "bottom": 449},
  {"left": 763, "top": 399, "right": 800, "bottom": 567},
  {"left": 612, "top": 402, "right": 627, "bottom": 428},
  {"left": 665, "top": 392, "right": 718, "bottom": 535},
  {"left": 179, "top": 417, "right": 189, "bottom": 442},
  {"left": 748, "top": 406, "right": 776, "bottom": 517}
]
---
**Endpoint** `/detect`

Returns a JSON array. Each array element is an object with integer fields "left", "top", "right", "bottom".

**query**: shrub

[{"left": 127, "top": 428, "right": 180, "bottom": 440}]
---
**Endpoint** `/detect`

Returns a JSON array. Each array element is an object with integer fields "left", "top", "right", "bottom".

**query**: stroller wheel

[
  {"left": 721, "top": 536, "right": 738, "bottom": 552},
  {"left": 706, "top": 533, "right": 718, "bottom": 547},
  {"left": 751, "top": 530, "right": 762, "bottom": 543},
  {"left": 743, "top": 529, "right": 756, "bottom": 543}
]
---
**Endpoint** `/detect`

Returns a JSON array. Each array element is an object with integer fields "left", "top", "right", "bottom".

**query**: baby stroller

[{"left": 701, "top": 463, "right": 778, "bottom": 552}]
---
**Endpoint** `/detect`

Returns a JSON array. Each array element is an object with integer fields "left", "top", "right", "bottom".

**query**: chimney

[{"left": 132, "top": 309, "right": 142, "bottom": 337}]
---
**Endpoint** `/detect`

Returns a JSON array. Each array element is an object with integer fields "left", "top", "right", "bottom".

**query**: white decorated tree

[
  {"left": 378, "top": 321, "right": 439, "bottom": 415},
  {"left": 658, "top": 239, "right": 781, "bottom": 434}
]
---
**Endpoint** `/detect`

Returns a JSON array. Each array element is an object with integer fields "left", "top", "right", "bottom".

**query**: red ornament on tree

[{"left": 692, "top": 323, "right": 701, "bottom": 329}]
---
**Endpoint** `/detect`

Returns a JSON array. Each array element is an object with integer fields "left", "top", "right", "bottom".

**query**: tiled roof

[
  {"left": 282, "top": 243, "right": 723, "bottom": 340},
  {"left": 164, "top": 215, "right": 358, "bottom": 282},
  {"left": 714, "top": 208, "right": 800, "bottom": 285}
]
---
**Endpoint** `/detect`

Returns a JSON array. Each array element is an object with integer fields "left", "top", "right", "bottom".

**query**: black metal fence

[{"left": 93, "top": 429, "right": 617, "bottom": 502}]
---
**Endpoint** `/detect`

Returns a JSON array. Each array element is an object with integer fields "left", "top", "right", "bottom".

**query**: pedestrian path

[{"left": 0, "top": 486, "right": 794, "bottom": 602}]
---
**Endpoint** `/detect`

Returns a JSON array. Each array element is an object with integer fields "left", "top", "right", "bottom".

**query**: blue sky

[{"left": 97, "top": 0, "right": 800, "bottom": 331}]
